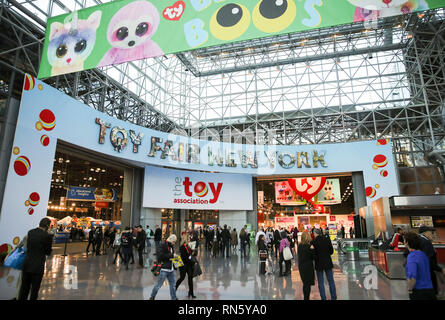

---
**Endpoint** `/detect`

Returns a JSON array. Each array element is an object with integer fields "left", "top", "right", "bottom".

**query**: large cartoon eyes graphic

[
  {"left": 210, "top": 3, "right": 250, "bottom": 41},
  {"left": 252, "top": 0, "right": 296, "bottom": 33},
  {"left": 74, "top": 40, "right": 87, "bottom": 53},
  {"left": 136, "top": 22, "right": 149, "bottom": 37},
  {"left": 116, "top": 27, "right": 129, "bottom": 41},
  {"left": 56, "top": 44, "right": 67, "bottom": 58}
]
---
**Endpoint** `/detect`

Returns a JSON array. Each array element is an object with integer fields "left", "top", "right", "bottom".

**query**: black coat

[
  {"left": 221, "top": 228, "right": 231, "bottom": 243},
  {"left": 298, "top": 243, "right": 315, "bottom": 285},
  {"left": 258, "top": 239, "right": 267, "bottom": 260},
  {"left": 157, "top": 241, "right": 175, "bottom": 270},
  {"left": 274, "top": 230, "right": 281, "bottom": 245},
  {"left": 22, "top": 228, "right": 53, "bottom": 274},
  {"left": 419, "top": 234, "right": 442, "bottom": 272},
  {"left": 154, "top": 228, "right": 162, "bottom": 241},
  {"left": 312, "top": 235, "right": 334, "bottom": 271},
  {"left": 136, "top": 230, "right": 146, "bottom": 249},
  {"left": 120, "top": 231, "right": 134, "bottom": 249},
  {"left": 179, "top": 244, "right": 195, "bottom": 266}
]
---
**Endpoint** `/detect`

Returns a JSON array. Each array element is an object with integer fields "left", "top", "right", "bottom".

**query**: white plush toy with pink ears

[{"left": 348, "top": 0, "right": 429, "bottom": 22}]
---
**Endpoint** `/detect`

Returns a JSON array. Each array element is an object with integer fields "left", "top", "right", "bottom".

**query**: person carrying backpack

[{"left": 121, "top": 227, "right": 134, "bottom": 270}]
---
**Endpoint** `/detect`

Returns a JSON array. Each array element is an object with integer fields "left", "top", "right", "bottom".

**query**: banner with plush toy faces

[{"left": 37, "top": 0, "right": 445, "bottom": 78}]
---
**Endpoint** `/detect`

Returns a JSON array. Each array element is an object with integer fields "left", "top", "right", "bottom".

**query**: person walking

[
  {"left": 86, "top": 226, "right": 96, "bottom": 255},
  {"left": 298, "top": 231, "right": 315, "bottom": 300},
  {"left": 136, "top": 225, "right": 146, "bottom": 268},
  {"left": 230, "top": 228, "right": 238, "bottom": 254},
  {"left": 341, "top": 225, "right": 345, "bottom": 239},
  {"left": 418, "top": 226, "right": 444, "bottom": 296},
  {"left": 154, "top": 225, "right": 162, "bottom": 253},
  {"left": 312, "top": 228, "right": 337, "bottom": 300},
  {"left": 255, "top": 228, "right": 266, "bottom": 247},
  {"left": 258, "top": 234, "right": 267, "bottom": 275},
  {"left": 274, "top": 228, "right": 282, "bottom": 260},
  {"left": 145, "top": 225, "right": 152, "bottom": 252},
  {"left": 239, "top": 226, "right": 248, "bottom": 258},
  {"left": 112, "top": 229, "right": 123, "bottom": 264},
  {"left": 94, "top": 226, "right": 103, "bottom": 256},
  {"left": 18, "top": 218, "right": 53, "bottom": 300},
  {"left": 175, "top": 234, "right": 196, "bottom": 298},
  {"left": 221, "top": 225, "right": 231, "bottom": 258},
  {"left": 120, "top": 227, "right": 134, "bottom": 270},
  {"left": 404, "top": 232, "right": 437, "bottom": 300},
  {"left": 149, "top": 235, "right": 178, "bottom": 300},
  {"left": 279, "top": 231, "right": 291, "bottom": 277},
  {"left": 293, "top": 226, "right": 299, "bottom": 245}
]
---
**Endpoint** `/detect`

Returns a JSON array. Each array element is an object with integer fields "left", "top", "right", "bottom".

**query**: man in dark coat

[
  {"left": 120, "top": 227, "right": 134, "bottom": 270},
  {"left": 18, "top": 218, "right": 53, "bottom": 300},
  {"left": 94, "top": 227, "right": 103, "bottom": 256},
  {"left": 154, "top": 225, "right": 162, "bottom": 253},
  {"left": 136, "top": 225, "right": 146, "bottom": 268},
  {"left": 221, "top": 225, "right": 231, "bottom": 258},
  {"left": 312, "top": 228, "right": 337, "bottom": 300},
  {"left": 419, "top": 226, "right": 444, "bottom": 296},
  {"left": 86, "top": 226, "right": 96, "bottom": 255}
]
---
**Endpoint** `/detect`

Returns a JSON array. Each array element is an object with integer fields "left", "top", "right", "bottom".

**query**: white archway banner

[{"left": 0, "top": 74, "right": 399, "bottom": 247}]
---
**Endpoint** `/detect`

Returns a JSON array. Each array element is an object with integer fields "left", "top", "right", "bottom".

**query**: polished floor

[{"left": 0, "top": 242, "right": 414, "bottom": 300}]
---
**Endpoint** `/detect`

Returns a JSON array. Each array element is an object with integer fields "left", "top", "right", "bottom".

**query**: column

[{"left": 352, "top": 172, "right": 367, "bottom": 238}]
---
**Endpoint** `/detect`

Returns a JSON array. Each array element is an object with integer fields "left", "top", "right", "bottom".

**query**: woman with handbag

[
  {"left": 279, "top": 231, "right": 292, "bottom": 277},
  {"left": 258, "top": 234, "right": 267, "bottom": 275},
  {"left": 175, "top": 234, "right": 196, "bottom": 299},
  {"left": 298, "top": 231, "right": 315, "bottom": 300}
]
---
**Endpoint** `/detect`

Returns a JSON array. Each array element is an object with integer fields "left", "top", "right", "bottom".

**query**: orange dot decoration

[
  {"left": 38, "top": 84, "right": 43, "bottom": 90},
  {"left": 28, "top": 192, "right": 40, "bottom": 206},
  {"left": 13, "top": 147, "right": 20, "bottom": 155},
  {"left": 365, "top": 186, "right": 376, "bottom": 198},
  {"left": 39, "top": 109, "right": 56, "bottom": 131},
  {"left": 24, "top": 74, "right": 35, "bottom": 91},
  {"left": 14, "top": 156, "right": 31, "bottom": 176},
  {"left": 35, "top": 121, "right": 43, "bottom": 131},
  {"left": 40, "top": 135, "right": 50, "bottom": 147},
  {"left": 25, "top": 200, "right": 30, "bottom": 206},
  {"left": 373, "top": 154, "right": 388, "bottom": 168},
  {"left": 13, "top": 237, "right": 20, "bottom": 246}
]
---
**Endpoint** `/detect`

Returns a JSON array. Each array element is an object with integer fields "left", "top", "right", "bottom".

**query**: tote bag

[
  {"left": 283, "top": 246, "right": 293, "bottom": 261},
  {"left": 4, "top": 247, "right": 26, "bottom": 270}
]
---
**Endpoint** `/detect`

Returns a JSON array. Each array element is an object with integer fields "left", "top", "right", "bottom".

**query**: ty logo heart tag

[
  {"left": 163, "top": 1, "right": 185, "bottom": 21},
  {"left": 287, "top": 177, "right": 327, "bottom": 204}
]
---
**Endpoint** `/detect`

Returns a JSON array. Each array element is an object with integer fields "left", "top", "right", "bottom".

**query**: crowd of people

[{"left": 9, "top": 218, "right": 444, "bottom": 301}]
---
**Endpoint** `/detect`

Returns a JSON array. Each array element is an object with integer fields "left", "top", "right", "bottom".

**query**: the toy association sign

[{"left": 143, "top": 166, "right": 253, "bottom": 210}]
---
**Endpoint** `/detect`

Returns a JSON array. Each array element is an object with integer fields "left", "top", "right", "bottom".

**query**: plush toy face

[
  {"left": 348, "top": 0, "right": 408, "bottom": 10},
  {"left": 106, "top": 1, "right": 160, "bottom": 50},
  {"left": 48, "top": 11, "right": 101, "bottom": 68}
]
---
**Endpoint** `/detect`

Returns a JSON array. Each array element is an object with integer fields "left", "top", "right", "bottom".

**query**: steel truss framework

[{"left": 0, "top": 1, "right": 444, "bottom": 195}]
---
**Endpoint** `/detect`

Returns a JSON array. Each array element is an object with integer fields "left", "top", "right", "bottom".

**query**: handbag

[
  {"left": 192, "top": 256, "right": 202, "bottom": 278},
  {"left": 259, "top": 250, "right": 267, "bottom": 260},
  {"left": 151, "top": 261, "right": 161, "bottom": 276},
  {"left": 172, "top": 256, "right": 184, "bottom": 268},
  {"left": 283, "top": 246, "right": 293, "bottom": 261},
  {"left": 4, "top": 246, "right": 26, "bottom": 270}
]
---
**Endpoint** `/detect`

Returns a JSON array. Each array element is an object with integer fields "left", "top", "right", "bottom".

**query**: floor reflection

[{"left": 0, "top": 244, "right": 410, "bottom": 300}]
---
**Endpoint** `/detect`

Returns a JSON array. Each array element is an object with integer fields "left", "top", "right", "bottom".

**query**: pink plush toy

[
  {"left": 98, "top": 1, "right": 163, "bottom": 67},
  {"left": 348, "top": 0, "right": 429, "bottom": 22}
]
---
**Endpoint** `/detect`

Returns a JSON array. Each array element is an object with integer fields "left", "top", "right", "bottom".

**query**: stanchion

[{"left": 62, "top": 235, "right": 68, "bottom": 256}]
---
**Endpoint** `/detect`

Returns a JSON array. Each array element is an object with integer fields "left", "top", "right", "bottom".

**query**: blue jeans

[
  {"left": 146, "top": 238, "right": 151, "bottom": 248},
  {"left": 240, "top": 241, "right": 246, "bottom": 257},
  {"left": 316, "top": 269, "right": 337, "bottom": 300},
  {"left": 150, "top": 270, "right": 177, "bottom": 300}
]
